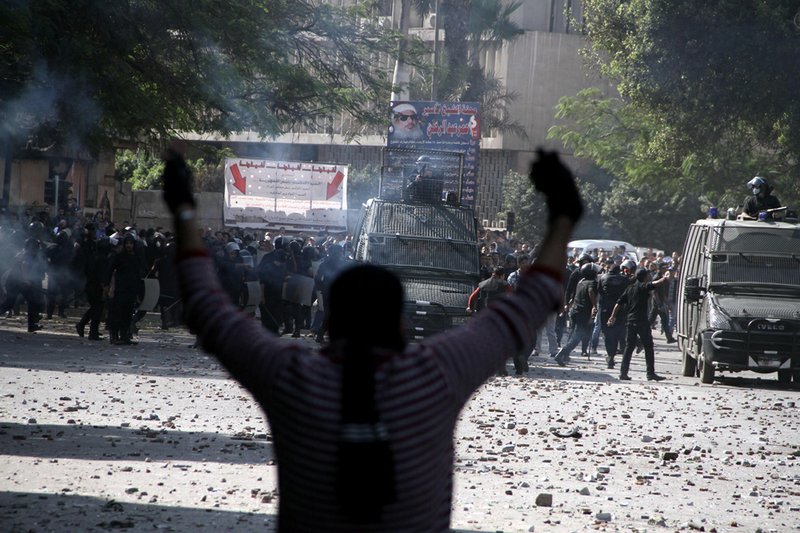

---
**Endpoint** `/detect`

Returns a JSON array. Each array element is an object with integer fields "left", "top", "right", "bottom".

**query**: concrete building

[
  {"left": 1, "top": 0, "right": 608, "bottom": 231},
  {"left": 186, "top": 0, "right": 606, "bottom": 228}
]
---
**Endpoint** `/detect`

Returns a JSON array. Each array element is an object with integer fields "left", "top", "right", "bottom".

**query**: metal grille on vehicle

[
  {"left": 364, "top": 236, "right": 476, "bottom": 273},
  {"left": 400, "top": 276, "right": 475, "bottom": 309},
  {"left": 711, "top": 255, "right": 800, "bottom": 285},
  {"left": 711, "top": 320, "right": 800, "bottom": 358},
  {"left": 369, "top": 200, "right": 476, "bottom": 241}
]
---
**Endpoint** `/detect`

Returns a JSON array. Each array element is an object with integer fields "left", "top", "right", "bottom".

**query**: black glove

[
  {"left": 162, "top": 149, "right": 196, "bottom": 213},
  {"left": 529, "top": 149, "right": 583, "bottom": 223}
]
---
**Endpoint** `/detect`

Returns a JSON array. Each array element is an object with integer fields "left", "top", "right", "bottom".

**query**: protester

[
  {"left": 607, "top": 267, "right": 671, "bottom": 381},
  {"left": 161, "top": 147, "right": 581, "bottom": 531}
]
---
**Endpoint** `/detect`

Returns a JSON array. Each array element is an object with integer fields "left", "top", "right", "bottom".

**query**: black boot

[
  {"left": 512, "top": 353, "right": 526, "bottom": 376},
  {"left": 88, "top": 322, "right": 102, "bottom": 340},
  {"left": 75, "top": 320, "right": 86, "bottom": 337}
]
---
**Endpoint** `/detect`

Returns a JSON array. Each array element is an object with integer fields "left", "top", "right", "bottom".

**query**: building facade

[{"left": 1, "top": 0, "right": 606, "bottom": 231}]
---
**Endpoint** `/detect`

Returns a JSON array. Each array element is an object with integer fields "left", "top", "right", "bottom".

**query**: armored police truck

[
  {"left": 676, "top": 217, "right": 800, "bottom": 384},
  {"left": 353, "top": 149, "right": 480, "bottom": 340}
]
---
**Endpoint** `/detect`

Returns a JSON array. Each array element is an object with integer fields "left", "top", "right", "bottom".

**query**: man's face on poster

[
  {"left": 394, "top": 109, "right": 418, "bottom": 132},
  {"left": 390, "top": 103, "right": 423, "bottom": 141}
]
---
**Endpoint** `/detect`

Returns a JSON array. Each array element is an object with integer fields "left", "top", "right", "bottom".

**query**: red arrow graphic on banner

[
  {"left": 230, "top": 164, "right": 246, "bottom": 194},
  {"left": 326, "top": 170, "right": 344, "bottom": 200}
]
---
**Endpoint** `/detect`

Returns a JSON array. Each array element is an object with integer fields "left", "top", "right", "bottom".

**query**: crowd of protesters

[
  {"left": 0, "top": 200, "right": 682, "bottom": 363},
  {"left": 0, "top": 203, "right": 356, "bottom": 344},
  {"left": 471, "top": 232, "right": 683, "bottom": 377}
]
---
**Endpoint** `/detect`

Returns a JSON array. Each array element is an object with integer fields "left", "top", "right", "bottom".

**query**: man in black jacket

[
  {"left": 105, "top": 235, "right": 146, "bottom": 345},
  {"left": 76, "top": 233, "right": 110, "bottom": 340},
  {"left": 553, "top": 263, "right": 599, "bottom": 366},
  {"left": 607, "top": 267, "right": 671, "bottom": 381},
  {"left": 597, "top": 263, "right": 630, "bottom": 368}
]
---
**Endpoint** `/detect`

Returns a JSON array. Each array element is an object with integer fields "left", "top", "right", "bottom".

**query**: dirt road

[{"left": 1, "top": 313, "right": 798, "bottom": 532}]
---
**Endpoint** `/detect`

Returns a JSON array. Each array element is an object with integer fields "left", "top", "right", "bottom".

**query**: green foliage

[
  {"left": 0, "top": 0, "right": 404, "bottom": 152},
  {"left": 114, "top": 150, "right": 163, "bottom": 191},
  {"left": 115, "top": 147, "right": 229, "bottom": 192},
  {"left": 576, "top": 0, "right": 799, "bottom": 209},
  {"left": 602, "top": 181, "right": 702, "bottom": 254},
  {"left": 346, "top": 164, "right": 382, "bottom": 208},
  {"left": 548, "top": 1, "right": 800, "bottom": 248},
  {"left": 502, "top": 170, "right": 548, "bottom": 243},
  {"left": 502, "top": 169, "right": 603, "bottom": 245}
]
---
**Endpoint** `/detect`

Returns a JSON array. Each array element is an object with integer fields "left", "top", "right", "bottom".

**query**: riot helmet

[
  {"left": 28, "top": 221, "right": 44, "bottom": 236},
  {"left": 578, "top": 253, "right": 594, "bottom": 265},
  {"left": 238, "top": 249, "right": 253, "bottom": 268},
  {"left": 580, "top": 262, "right": 602, "bottom": 280},
  {"left": 620, "top": 259, "right": 637, "bottom": 274},
  {"left": 415, "top": 155, "right": 432, "bottom": 175},
  {"left": 747, "top": 176, "right": 768, "bottom": 196}
]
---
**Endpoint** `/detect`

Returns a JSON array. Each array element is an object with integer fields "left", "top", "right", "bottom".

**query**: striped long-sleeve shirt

[{"left": 177, "top": 255, "right": 562, "bottom": 532}]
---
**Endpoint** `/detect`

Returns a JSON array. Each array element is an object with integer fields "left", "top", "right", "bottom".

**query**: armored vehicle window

[
  {"left": 710, "top": 255, "right": 800, "bottom": 286},
  {"left": 715, "top": 227, "right": 800, "bottom": 253}
]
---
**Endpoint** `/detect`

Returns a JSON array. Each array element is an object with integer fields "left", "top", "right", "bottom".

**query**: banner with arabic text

[{"left": 223, "top": 158, "right": 348, "bottom": 229}]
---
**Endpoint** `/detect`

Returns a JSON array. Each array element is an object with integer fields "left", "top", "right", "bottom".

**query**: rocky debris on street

[{"left": 1, "top": 313, "right": 799, "bottom": 531}]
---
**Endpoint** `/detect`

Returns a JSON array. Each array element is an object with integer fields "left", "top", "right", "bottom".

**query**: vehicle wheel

[
  {"left": 778, "top": 370, "right": 792, "bottom": 385},
  {"left": 681, "top": 344, "right": 696, "bottom": 377},
  {"left": 698, "top": 354, "right": 715, "bottom": 384}
]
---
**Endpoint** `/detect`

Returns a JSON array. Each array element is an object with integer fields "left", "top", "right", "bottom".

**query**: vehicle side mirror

[{"left": 684, "top": 276, "right": 705, "bottom": 303}]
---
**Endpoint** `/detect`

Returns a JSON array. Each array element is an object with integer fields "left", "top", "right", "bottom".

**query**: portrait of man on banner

[{"left": 388, "top": 102, "right": 424, "bottom": 142}]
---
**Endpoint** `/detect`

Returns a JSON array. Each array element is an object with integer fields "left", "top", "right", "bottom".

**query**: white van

[{"left": 567, "top": 239, "right": 639, "bottom": 262}]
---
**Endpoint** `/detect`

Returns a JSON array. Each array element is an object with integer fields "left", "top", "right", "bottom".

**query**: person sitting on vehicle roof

[
  {"left": 742, "top": 176, "right": 782, "bottom": 220},
  {"left": 405, "top": 156, "right": 444, "bottom": 203}
]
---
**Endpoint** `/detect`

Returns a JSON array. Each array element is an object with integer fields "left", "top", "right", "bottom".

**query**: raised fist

[
  {"left": 162, "top": 149, "right": 196, "bottom": 214},
  {"left": 528, "top": 149, "right": 583, "bottom": 223}
]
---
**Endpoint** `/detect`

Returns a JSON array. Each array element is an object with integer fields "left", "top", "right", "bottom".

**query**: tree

[
  {"left": 115, "top": 147, "right": 230, "bottom": 191},
  {"left": 0, "top": 0, "right": 405, "bottom": 153},
  {"left": 577, "top": 0, "right": 799, "bottom": 205},
  {"left": 602, "top": 181, "right": 702, "bottom": 254},
  {"left": 502, "top": 169, "right": 602, "bottom": 245},
  {"left": 407, "top": 0, "right": 526, "bottom": 136},
  {"left": 548, "top": 89, "right": 764, "bottom": 251},
  {"left": 346, "top": 164, "right": 382, "bottom": 209}
]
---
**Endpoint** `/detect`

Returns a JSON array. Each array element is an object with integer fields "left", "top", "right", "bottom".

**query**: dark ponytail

[
  {"left": 328, "top": 265, "right": 404, "bottom": 521},
  {"left": 336, "top": 342, "right": 396, "bottom": 522}
]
